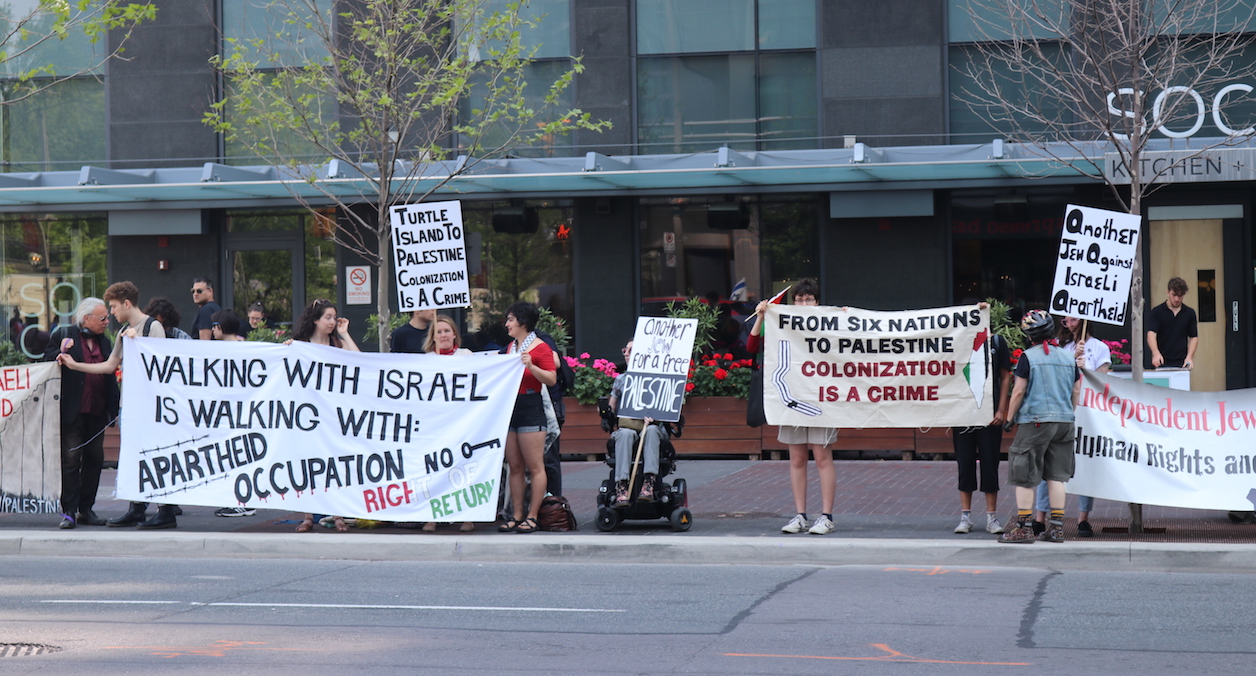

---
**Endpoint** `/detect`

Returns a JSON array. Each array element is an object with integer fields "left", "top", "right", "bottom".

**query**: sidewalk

[{"left": 3, "top": 461, "right": 1256, "bottom": 570}]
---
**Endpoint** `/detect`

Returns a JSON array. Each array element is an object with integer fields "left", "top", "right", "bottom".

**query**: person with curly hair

[{"left": 499, "top": 301, "right": 556, "bottom": 534}]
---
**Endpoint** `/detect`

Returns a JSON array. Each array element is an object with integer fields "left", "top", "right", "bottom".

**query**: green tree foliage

[{"left": 207, "top": 0, "right": 610, "bottom": 351}]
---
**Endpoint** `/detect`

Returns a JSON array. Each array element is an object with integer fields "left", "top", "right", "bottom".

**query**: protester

[
  {"left": 422, "top": 314, "right": 476, "bottom": 533},
  {"left": 246, "top": 302, "right": 267, "bottom": 337},
  {"left": 190, "top": 278, "right": 222, "bottom": 340},
  {"left": 748, "top": 279, "right": 839, "bottom": 535},
  {"left": 999, "top": 310, "right": 1081, "bottom": 544},
  {"left": 291, "top": 299, "right": 359, "bottom": 532},
  {"left": 210, "top": 308, "right": 254, "bottom": 519},
  {"left": 43, "top": 298, "right": 118, "bottom": 529},
  {"left": 499, "top": 301, "right": 556, "bottom": 534},
  {"left": 58, "top": 282, "right": 176, "bottom": 529},
  {"left": 607, "top": 339, "right": 668, "bottom": 506},
  {"left": 143, "top": 298, "right": 192, "bottom": 339},
  {"left": 952, "top": 309, "right": 1013, "bottom": 535},
  {"left": 1147, "top": 276, "right": 1198, "bottom": 370},
  {"left": 391, "top": 309, "right": 435, "bottom": 353},
  {"left": 1032, "top": 315, "right": 1111, "bottom": 537}
]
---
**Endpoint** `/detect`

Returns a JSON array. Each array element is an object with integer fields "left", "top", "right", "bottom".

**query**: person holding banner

[
  {"left": 292, "top": 299, "right": 359, "bottom": 532},
  {"left": 57, "top": 281, "right": 177, "bottom": 529},
  {"left": 952, "top": 323, "right": 1013, "bottom": 536},
  {"left": 500, "top": 302, "right": 556, "bottom": 534},
  {"left": 1032, "top": 316, "right": 1110, "bottom": 538},
  {"left": 44, "top": 298, "right": 119, "bottom": 529},
  {"left": 607, "top": 340, "right": 668, "bottom": 506},
  {"left": 999, "top": 310, "right": 1081, "bottom": 545},
  {"left": 422, "top": 314, "right": 475, "bottom": 533},
  {"left": 748, "top": 279, "right": 839, "bottom": 536}
]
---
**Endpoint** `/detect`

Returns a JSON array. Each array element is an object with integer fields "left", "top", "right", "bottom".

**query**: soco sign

[{"left": 1107, "top": 84, "right": 1255, "bottom": 139}]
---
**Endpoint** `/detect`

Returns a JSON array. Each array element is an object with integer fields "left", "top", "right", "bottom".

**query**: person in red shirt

[{"left": 500, "top": 302, "right": 557, "bottom": 534}]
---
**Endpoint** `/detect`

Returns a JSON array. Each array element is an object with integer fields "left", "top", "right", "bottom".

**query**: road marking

[
  {"left": 43, "top": 600, "right": 623, "bottom": 613},
  {"left": 103, "top": 640, "right": 321, "bottom": 658},
  {"left": 726, "top": 643, "right": 1030, "bottom": 666},
  {"left": 42, "top": 600, "right": 181, "bottom": 604},
  {"left": 883, "top": 566, "right": 991, "bottom": 575},
  {"left": 194, "top": 602, "right": 626, "bottom": 612}
]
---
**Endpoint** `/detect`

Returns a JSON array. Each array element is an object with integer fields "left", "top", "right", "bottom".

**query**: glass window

[
  {"left": 759, "top": 52, "right": 817, "bottom": 149},
  {"left": 471, "top": 0, "right": 570, "bottom": 60},
  {"left": 458, "top": 60, "right": 576, "bottom": 157},
  {"left": 637, "top": 0, "right": 754, "bottom": 54},
  {"left": 0, "top": 213, "right": 107, "bottom": 359},
  {"left": 638, "top": 54, "right": 758, "bottom": 153},
  {"left": 758, "top": 0, "right": 815, "bottom": 49},
  {"left": 948, "top": 44, "right": 1074, "bottom": 143},
  {"left": 221, "top": 0, "right": 333, "bottom": 68},
  {"left": 461, "top": 201, "right": 574, "bottom": 350},
  {"left": 947, "top": 0, "right": 1065, "bottom": 43},
  {"left": 0, "top": 0, "right": 104, "bottom": 77},
  {"left": 221, "top": 74, "right": 337, "bottom": 165},
  {"left": 0, "top": 78, "right": 105, "bottom": 172}
]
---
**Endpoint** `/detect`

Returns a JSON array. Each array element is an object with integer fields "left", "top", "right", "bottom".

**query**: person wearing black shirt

[
  {"left": 390, "top": 309, "right": 434, "bottom": 353},
  {"left": 1147, "top": 276, "right": 1198, "bottom": 369},
  {"left": 190, "top": 278, "right": 222, "bottom": 340}
]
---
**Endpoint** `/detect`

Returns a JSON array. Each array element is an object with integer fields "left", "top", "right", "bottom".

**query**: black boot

[
  {"left": 107, "top": 502, "right": 147, "bottom": 527},
  {"left": 137, "top": 504, "right": 178, "bottom": 530}
]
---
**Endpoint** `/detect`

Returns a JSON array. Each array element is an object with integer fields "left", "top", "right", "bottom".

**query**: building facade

[{"left": 2, "top": 0, "right": 1255, "bottom": 392}]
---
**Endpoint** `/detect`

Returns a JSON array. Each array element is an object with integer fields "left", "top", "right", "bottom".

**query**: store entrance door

[
  {"left": 1148, "top": 218, "right": 1224, "bottom": 392},
  {"left": 222, "top": 233, "right": 305, "bottom": 331}
]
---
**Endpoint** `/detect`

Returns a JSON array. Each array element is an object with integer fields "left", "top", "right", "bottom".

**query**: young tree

[
  {"left": 207, "top": 0, "right": 608, "bottom": 351},
  {"left": 956, "top": 0, "right": 1256, "bottom": 384},
  {"left": 1, "top": 0, "right": 156, "bottom": 104}
]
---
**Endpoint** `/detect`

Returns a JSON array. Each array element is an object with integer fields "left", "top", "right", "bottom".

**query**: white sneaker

[
  {"left": 781, "top": 514, "right": 809, "bottom": 534},
  {"left": 986, "top": 515, "right": 1004, "bottom": 534},
  {"left": 808, "top": 515, "right": 835, "bottom": 535},
  {"left": 954, "top": 516, "right": 973, "bottom": 534}
]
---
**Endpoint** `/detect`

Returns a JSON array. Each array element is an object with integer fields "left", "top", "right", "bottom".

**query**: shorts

[
  {"left": 1006, "top": 421, "right": 1075, "bottom": 488},
  {"left": 777, "top": 425, "right": 837, "bottom": 446},
  {"left": 509, "top": 391, "right": 546, "bottom": 433}
]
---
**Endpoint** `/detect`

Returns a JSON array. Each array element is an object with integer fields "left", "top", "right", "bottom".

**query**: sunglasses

[{"left": 191, "top": 289, "right": 205, "bottom": 294}]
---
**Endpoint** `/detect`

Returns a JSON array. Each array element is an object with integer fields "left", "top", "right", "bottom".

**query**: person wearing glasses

[{"left": 189, "top": 278, "right": 222, "bottom": 340}]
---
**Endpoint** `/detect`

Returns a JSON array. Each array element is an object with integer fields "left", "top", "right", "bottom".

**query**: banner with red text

[
  {"left": 0, "top": 363, "right": 61, "bottom": 513},
  {"left": 762, "top": 304, "right": 992, "bottom": 428},
  {"left": 119, "top": 339, "right": 522, "bottom": 521},
  {"left": 1071, "top": 370, "right": 1256, "bottom": 510}
]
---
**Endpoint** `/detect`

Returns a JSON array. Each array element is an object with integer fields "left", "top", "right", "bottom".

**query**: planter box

[{"left": 561, "top": 396, "right": 1016, "bottom": 460}]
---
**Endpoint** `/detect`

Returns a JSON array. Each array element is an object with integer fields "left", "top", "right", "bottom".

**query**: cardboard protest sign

[
  {"left": 1050, "top": 204, "right": 1141, "bottom": 325},
  {"left": 0, "top": 363, "right": 61, "bottom": 513},
  {"left": 390, "top": 200, "right": 470, "bottom": 311},
  {"left": 1072, "top": 369, "right": 1256, "bottom": 510},
  {"left": 119, "top": 339, "right": 522, "bottom": 521},
  {"left": 619, "top": 317, "right": 698, "bottom": 422},
  {"left": 762, "top": 304, "right": 992, "bottom": 428}
]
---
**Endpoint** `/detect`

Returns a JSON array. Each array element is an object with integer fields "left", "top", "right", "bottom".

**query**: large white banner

[
  {"left": 1071, "top": 370, "right": 1256, "bottom": 511},
  {"left": 390, "top": 200, "right": 470, "bottom": 311},
  {"left": 762, "top": 304, "right": 992, "bottom": 428},
  {"left": 1050, "top": 204, "right": 1141, "bottom": 326},
  {"left": 0, "top": 362, "right": 61, "bottom": 513},
  {"left": 119, "top": 340, "right": 522, "bottom": 520},
  {"left": 620, "top": 316, "right": 697, "bottom": 422}
]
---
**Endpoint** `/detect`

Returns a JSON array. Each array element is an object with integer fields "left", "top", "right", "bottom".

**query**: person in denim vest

[{"left": 998, "top": 310, "right": 1080, "bottom": 544}]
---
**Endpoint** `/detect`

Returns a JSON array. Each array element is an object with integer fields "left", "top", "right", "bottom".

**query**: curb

[{"left": 5, "top": 531, "right": 1256, "bottom": 572}]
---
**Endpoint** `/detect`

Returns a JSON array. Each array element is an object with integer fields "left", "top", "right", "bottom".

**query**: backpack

[{"left": 168, "top": 327, "right": 193, "bottom": 340}]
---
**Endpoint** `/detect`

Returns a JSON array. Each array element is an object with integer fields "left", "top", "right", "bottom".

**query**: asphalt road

[{"left": 1, "top": 557, "right": 1253, "bottom": 674}]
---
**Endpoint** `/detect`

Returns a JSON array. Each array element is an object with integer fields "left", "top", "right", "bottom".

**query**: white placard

[
  {"left": 0, "top": 363, "right": 61, "bottom": 513},
  {"left": 1050, "top": 204, "right": 1141, "bottom": 325},
  {"left": 390, "top": 200, "right": 470, "bottom": 311},
  {"left": 118, "top": 339, "right": 523, "bottom": 520},
  {"left": 620, "top": 317, "right": 698, "bottom": 422},
  {"left": 345, "top": 265, "right": 371, "bottom": 305}
]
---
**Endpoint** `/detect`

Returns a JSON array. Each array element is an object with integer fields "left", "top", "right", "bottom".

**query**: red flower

[
  {"left": 685, "top": 382, "right": 695, "bottom": 392},
  {"left": 703, "top": 359, "right": 718, "bottom": 367},
  {"left": 723, "top": 353, "right": 733, "bottom": 360},
  {"left": 714, "top": 368, "right": 728, "bottom": 380}
]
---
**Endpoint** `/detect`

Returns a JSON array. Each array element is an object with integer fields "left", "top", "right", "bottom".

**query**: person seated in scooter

[{"left": 608, "top": 339, "right": 669, "bottom": 507}]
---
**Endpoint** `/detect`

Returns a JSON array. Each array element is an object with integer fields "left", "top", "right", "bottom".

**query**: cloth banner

[
  {"left": 0, "top": 363, "right": 62, "bottom": 513},
  {"left": 118, "top": 339, "right": 522, "bottom": 521},
  {"left": 1071, "top": 370, "right": 1256, "bottom": 511},
  {"left": 762, "top": 304, "right": 992, "bottom": 428}
]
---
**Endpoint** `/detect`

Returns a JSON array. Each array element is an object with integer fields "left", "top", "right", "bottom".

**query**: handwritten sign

[
  {"left": 0, "top": 363, "right": 61, "bottom": 513},
  {"left": 390, "top": 200, "right": 470, "bottom": 311},
  {"left": 1050, "top": 204, "right": 1141, "bottom": 325},
  {"left": 619, "top": 317, "right": 698, "bottom": 422}
]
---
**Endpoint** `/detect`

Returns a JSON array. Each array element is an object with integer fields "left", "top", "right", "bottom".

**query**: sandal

[
  {"left": 422, "top": 522, "right": 437, "bottom": 533},
  {"left": 295, "top": 518, "right": 314, "bottom": 533},
  {"left": 498, "top": 518, "right": 520, "bottom": 533},
  {"left": 333, "top": 516, "right": 349, "bottom": 532},
  {"left": 515, "top": 517, "right": 539, "bottom": 534}
]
